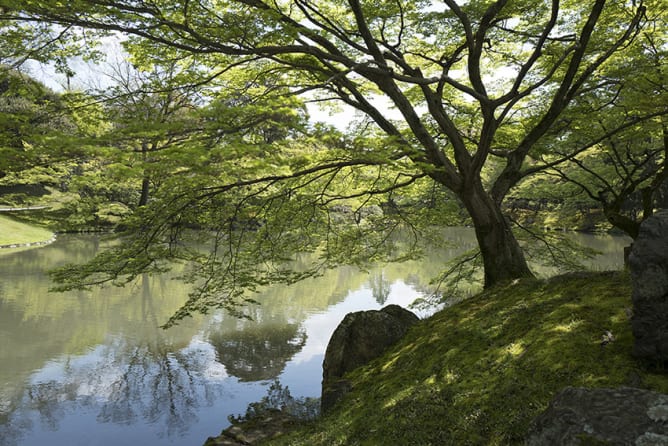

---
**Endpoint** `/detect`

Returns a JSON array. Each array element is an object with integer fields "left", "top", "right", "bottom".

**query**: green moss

[
  {"left": 0, "top": 214, "right": 54, "bottom": 246},
  {"left": 575, "top": 433, "right": 614, "bottom": 445},
  {"left": 266, "top": 271, "right": 668, "bottom": 446}
]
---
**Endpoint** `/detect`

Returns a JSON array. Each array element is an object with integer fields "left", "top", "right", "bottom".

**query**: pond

[{"left": 0, "top": 228, "right": 630, "bottom": 446}]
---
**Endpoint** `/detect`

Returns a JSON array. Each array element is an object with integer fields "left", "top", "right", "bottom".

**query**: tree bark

[
  {"left": 138, "top": 176, "right": 150, "bottom": 207},
  {"left": 138, "top": 142, "right": 151, "bottom": 207},
  {"left": 603, "top": 207, "right": 640, "bottom": 240},
  {"left": 459, "top": 180, "right": 534, "bottom": 288}
]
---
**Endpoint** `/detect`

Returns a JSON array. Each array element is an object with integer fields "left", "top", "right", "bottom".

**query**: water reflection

[
  {"left": 1, "top": 336, "right": 228, "bottom": 445},
  {"left": 210, "top": 323, "right": 307, "bottom": 382},
  {"left": 0, "top": 230, "right": 631, "bottom": 446},
  {"left": 369, "top": 271, "right": 391, "bottom": 305}
]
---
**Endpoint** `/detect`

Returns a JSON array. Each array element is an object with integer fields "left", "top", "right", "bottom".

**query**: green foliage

[
  {"left": 2, "top": 0, "right": 664, "bottom": 318},
  {"left": 0, "top": 67, "right": 78, "bottom": 173},
  {"left": 61, "top": 91, "right": 111, "bottom": 137},
  {"left": 517, "top": 5, "right": 668, "bottom": 237},
  {"left": 0, "top": 68, "right": 110, "bottom": 230},
  {"left": 49, "top": 137, "right": 462, "bottom": 327},
  {"left": 266, "top": 271, "right": 668, "bottom": 445}
]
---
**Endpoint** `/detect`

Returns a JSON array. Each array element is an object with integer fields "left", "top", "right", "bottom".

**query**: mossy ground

[
  {"left": 0, "top": 214, "right": 54, "bottom": 246},
  {"left": 265, "top": 271, "right": 668, "bottom": 446}
]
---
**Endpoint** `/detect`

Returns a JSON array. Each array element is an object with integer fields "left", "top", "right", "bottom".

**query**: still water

[{"left": 0, "top": 229, "right": 630, "bottom": 446}]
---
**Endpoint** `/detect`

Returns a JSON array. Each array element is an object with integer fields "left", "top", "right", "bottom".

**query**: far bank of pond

[
  {"left": 0, "top": 215, "right": 55, "bottom": 249},
  {"left": 0, "top": 229, "right": 630, "bottom": 446}
]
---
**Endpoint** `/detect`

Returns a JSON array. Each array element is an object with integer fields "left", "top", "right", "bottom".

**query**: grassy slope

[
  {"left": 267, "top": 271, "right": 668, "bottom": 446},
  {"left": 0, "top": 214, "right": 54, "bottom": 246}
]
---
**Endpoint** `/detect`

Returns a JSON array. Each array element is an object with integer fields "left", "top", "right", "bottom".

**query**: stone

[
  {"left": 628, "top": 210, "right": 668, "bottom": 363},
  {"left": 321, "top": 304, "right": 419, "bottom": 413},
  {"left": 526, "top": 387, "right": 668, "bottom": 446},
  {"left": 203, "top": 410, "right": 297, "bottom": 446}
]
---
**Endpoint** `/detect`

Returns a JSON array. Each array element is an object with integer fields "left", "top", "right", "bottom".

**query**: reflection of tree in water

[
  {"left": 210, "top": 323, "right": 307, "bottom": 382},
  {"left": 0, "top": 338, "right": 227, "bottom": 443},
  {"left": 369, "top": 270, "right": 391, "bottom": 305},
  {"left": 0, "top": 380, "right": 80, "bottom": 446},
  {"left": 0, "top": 269, "right": 232, "bottom": 443},
  {"left": 95, "top": 340, "right": 219, "bottom": 437}
]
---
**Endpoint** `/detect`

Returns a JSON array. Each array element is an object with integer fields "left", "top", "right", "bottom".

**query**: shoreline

[{"left": 0, "top": 233, "right": 57, "bottom": 249}]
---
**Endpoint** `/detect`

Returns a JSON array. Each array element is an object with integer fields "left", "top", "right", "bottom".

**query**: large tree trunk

[{"left": 460, "top": 181, "right": 534, "bottom": 288}]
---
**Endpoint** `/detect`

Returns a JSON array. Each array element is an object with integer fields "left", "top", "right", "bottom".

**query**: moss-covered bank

[
  {"left": 263, "top": 271, "right": 668, "bottom": 445},
  {"left": 0, "top": 214, "right": 54, "bottom": 248}
]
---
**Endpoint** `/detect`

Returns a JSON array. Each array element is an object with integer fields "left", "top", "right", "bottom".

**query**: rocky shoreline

[
  {"left": 0, "top": 234, "right": 57, "bottom": 249},
  {"left": 204, "top": 410, "right": 299, "bottom": 446}
]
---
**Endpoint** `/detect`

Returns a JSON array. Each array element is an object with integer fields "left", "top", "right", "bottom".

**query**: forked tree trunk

[{"left": 460, "top": 181, "right": 534, "bottom": 288}]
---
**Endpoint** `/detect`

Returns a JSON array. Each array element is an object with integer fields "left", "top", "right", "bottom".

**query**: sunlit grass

[
  {"left": 0, "top": 214, "right": 54, "bottom": 246},
  {"left": 266, "top": 271, "right": 668, "bottom": 446}
]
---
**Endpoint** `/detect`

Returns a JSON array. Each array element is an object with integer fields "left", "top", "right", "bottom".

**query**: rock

[
  {"left": 526, "top": 387, "right": 668, "bottom": 446},
  {"left": 628, "top": 210, "right": 668, "bottom": 363},
  {"left": 321, "top": 304, "right": 419, "bottom": 413},
  {"left": 203, "top": 410, "right": 297, "bottom": 446}
]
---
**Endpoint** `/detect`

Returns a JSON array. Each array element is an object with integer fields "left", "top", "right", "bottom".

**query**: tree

[
  {"left": 0, "top": 67, "right": 78, "bottom": 176},
  {"left": 548, "top": 118, "right": 667, "bottom": 239},
  {"left": 2, "top": 1, "right": 664, "bottom": 323},
  {"left": 96, "top": 61, "right": 203, "bottom": 207},
  {"left": 0, "top": 67, "right": 96, "bottom": 211}
]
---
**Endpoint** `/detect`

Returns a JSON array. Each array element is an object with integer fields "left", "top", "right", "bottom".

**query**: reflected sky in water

[{"left": 0, "top": 230, "right": 630, "bottom": 446}]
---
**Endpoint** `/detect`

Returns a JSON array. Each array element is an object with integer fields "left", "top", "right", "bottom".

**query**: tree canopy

[{"left": 1, "top": 0, "right": 666, "bottom": 325}]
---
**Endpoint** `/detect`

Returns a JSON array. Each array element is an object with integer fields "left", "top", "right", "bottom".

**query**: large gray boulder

[
  {"left": 527, "top": 387, "right": 668, "bottom": 446},
  {"left": 321, "top": 304, "right": 419, "bottom": 413},
  {"left": 629, "top": 210, "right": 668, "bottom": 362}
]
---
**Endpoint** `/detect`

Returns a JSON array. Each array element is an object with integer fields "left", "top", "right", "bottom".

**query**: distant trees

[
  {"left": 0, "top": 67, "right": 77, "bottom": 177},
  {"left": 95, "top": 61, "right": 202, "bottom": 207},
  {"left": 549, "top": 118, "right": 667, "bottom": 240},
  {"left": 517, "top": 16, "right": 668, "bottom": 239},
  {"left": 561, "top": 100, "right": 667, "bottom": 239}
]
